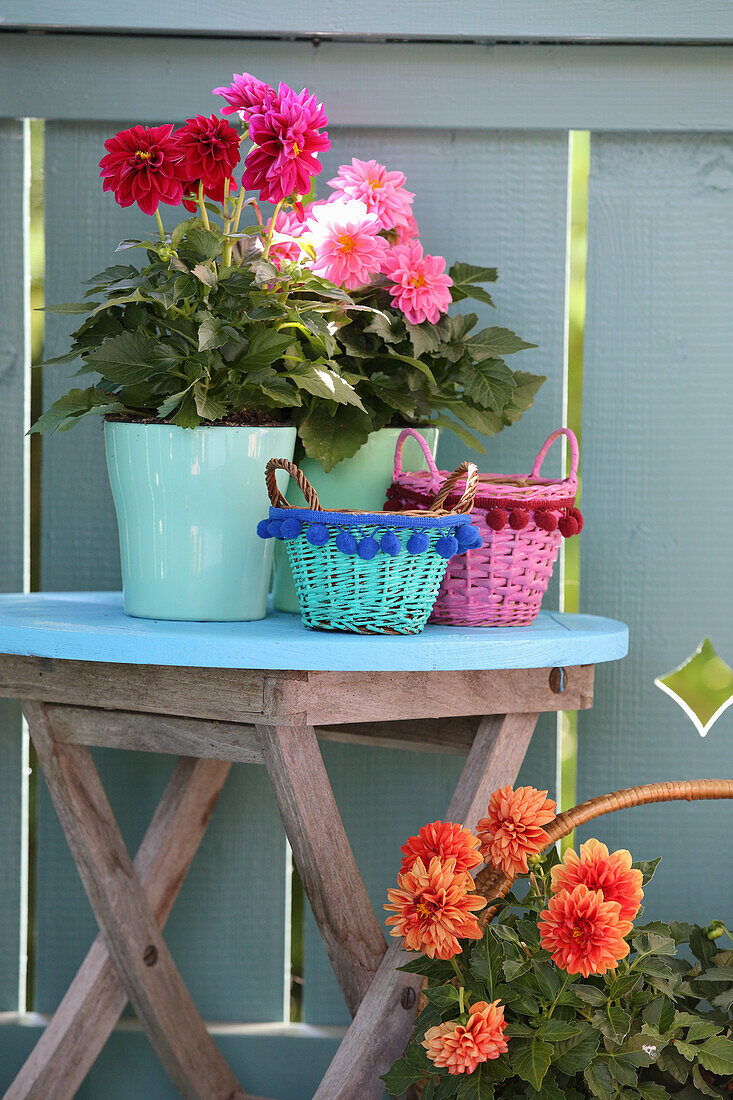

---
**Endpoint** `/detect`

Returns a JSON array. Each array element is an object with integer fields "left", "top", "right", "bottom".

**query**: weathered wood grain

[
  {"left": 22, "top": 701, "right": 248, "bottom": 1100},
  {"left": 255, "top": 724, "right": 386, "bottom": 1016},
  {"left": 4, "top": 756, "right": 232, "bottom": 1100},
  {"left": 314, "top": 712, "right": 540, "bottom": 1099}
]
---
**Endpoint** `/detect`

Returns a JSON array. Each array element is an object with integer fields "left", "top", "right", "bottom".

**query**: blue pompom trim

[
  {"left": 357, "top": 536, "right": 379, "bottom": 561},
  {"left": 269, "top": 506, "right": 470, "bottom": 530}
]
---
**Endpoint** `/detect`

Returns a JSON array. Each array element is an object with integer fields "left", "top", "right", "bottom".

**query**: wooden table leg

[
  {"left": 313, "top": 712, "right": 540, "bottom": 1100},
  {"left": 19, "top": 701, "right": 252, "bottom": 1100},
  {"left": 255, "top": 724, "right": 386, "bottom": 1016},
  {"left": 5, "top": 753, "right": 232, "bottom": 1100}
]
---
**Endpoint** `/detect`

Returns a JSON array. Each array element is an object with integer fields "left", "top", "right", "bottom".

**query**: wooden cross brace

[{"left": 1, "top": 661, "right": 593, "bottom": 1100}]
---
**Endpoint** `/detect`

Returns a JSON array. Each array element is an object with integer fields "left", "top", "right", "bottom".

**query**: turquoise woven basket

[{"left": 258, "top": 457, "right": 481, "bottom": 635}]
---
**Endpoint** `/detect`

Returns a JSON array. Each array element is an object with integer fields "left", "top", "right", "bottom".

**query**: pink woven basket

[{"left": 386, "top": 427, "right": 583, "bottom": 627}]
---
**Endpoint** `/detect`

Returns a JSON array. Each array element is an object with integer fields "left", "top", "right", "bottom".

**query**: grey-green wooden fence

[{"left": 0, "top": 6, "right": 732, "bottom": 1097}]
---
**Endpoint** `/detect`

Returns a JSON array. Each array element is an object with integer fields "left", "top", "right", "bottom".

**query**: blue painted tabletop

[{"left": 0, "top": 593, "right": 628, "bottom": 673}]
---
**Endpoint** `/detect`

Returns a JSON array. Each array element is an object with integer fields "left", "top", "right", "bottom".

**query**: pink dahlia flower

[
  {"left": 382, "top": 240, "right": 453, "bottom": 324},
  {"left": 305, "top": 199, "right": 390, "bottom": 289},
  {"left": 99, "top": 124, "right": 188, "bottom": 215},
  {"left": 266, "top": 207, "right": 307, "bottom": 268},
  {"left": 243, "top": 84, "right": 330, "bottom": 204},
  {"left": 212, "top": 72, "right": 277, "bottom": 123},
  {"left": 394, "top": 212, "right": 420, "bottom": 244},
  {"left": 175, "top": 114, "right": 241, "bottom": 190},
  {"left": 327, "top": 158, "right": 415, "bottom": 231}
]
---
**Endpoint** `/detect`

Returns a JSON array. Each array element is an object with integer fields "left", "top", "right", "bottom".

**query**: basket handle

[
  {"left": 428, "top": 461, "right": 479, "bottom": 515},
  {"left": 392, "top": 428, "right": 440, "bottom": 479},
  {"left": 265, "top": 458, "right": 322, "bottom": 511},
  {"left": 530, "top": 427, "right": 580, "bottom": 484}
]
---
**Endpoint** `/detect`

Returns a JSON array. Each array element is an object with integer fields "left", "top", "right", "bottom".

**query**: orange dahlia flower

[
  {"left": 423, "top": 1000, "right": 509, "bottom": 1074},
  {"left": 476, "top": 785, "right": 556, "bottom": 877},
  {"left": 551, "top": 838, "right": 643, "bottom": 923},
  {"left": 400, "top": 820, "right": 483, "bottom": 877},
  {"left": 384, "top": 856, "right": 486, "bottom": 959},
  {"left": 539, "top": 884, "right": 632, "bottom": 976}
]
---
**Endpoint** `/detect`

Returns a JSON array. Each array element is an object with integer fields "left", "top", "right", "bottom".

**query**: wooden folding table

[{"left": 0, "top": 592, "right": 627, "bottom": 1100}]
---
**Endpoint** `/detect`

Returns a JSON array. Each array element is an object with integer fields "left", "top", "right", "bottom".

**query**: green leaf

[
  {"left": 235, "top": 329, "right": 293, "bottom": 371},
  {"left": 450, "top": 262, "right": 498, "bottom": 287},
  {"left": 170, "top": 389, "right": 200, "bottom": 429},
  {"left": 511, "top": 1038, "right": 552, "bottom": 1091},
  {"left": 380, "top": 1057, "right": 424, "bottom": 1095},
  {"left": 608, "top": 972, "right": 641, "bottom": 999},
  {"left": 508, "top": 370, "right": 547, "bottom": 413},
  {"left": 420, "top": 1078, "right": 437, "bottom": 1100},
  {"left": 697, "top": 1035, "right": 733, "bottom": 1076},
  {"left": 364, "top": 311, "right": 404, "bottom": 346},
  {"left": 583, "top": 1059, "right": 614, "bottom": 1100},
  {"left": 455, "top": 1063, "right": 498, "bottom": 1099},
  {"left": 532, "top": 959, "right": 561, "bottom": 1001},
  {"left": 632, "top": 858, "right": 662, "bottom": 886},
  {"left": 608, "top": 1055, "right": 638, "bottom": 1088},
  {"left": 198, "top": 315, "right": 228, "bottom": 352},
  {"left": 467, "top": 327, "right": 537, "bottom": 360},
  {"left": 637, "top": 1085, "right": 669, "bottom": 1100},
  {"left": 695, "top": 966, "right": 733, "bottom": 981},
  {"left": 552, "top": 1026, "right": 600, "bottom": 1074},
  {"left": 643, "top": 996, "right": 676, "bottom": 1034},
  {"left": 192, "top": 262, "right": 218, "bottom": 289},
  {"left": 405, "top": 320, "right": 442, "bottom": 359},
  {"left": 685, "top": 1020, "right": 723, "bottom": 1043},
  {"left": 369, "top": 382, "right": 418, "bottom": 418},
  {"left": 424, "top": 984, "right": 461, "bottom": 1010},
  {"left": 170, "top": 217, "right": 199, "bottom": 249},
  {"left": 692, "top": 1063, "right": 724, "bottom": 1097},
  {"left": 291, "top": 362, "right": 365, "bottom": 410},
  {"left": 398, "top": 956, "right": 455, "bottom": 980},
  {"left": 458, "top": 361, "right": 515, "bottom": 413},
  {"left": 298, "top": 404, "right": 372, "bottom": 472},
  {"left": 41, "top": 301, "right": 95, "bottom": 314},
  {"left": 29, "top": 387, "right": 122, "bottom": 433},
  {"left": 384, "top": 349, "right": 437, "bottom": 386},
  {"left": 184, "top": 227, "right": 221, "bottom": 261},
  {"left": 572, "top": 984, "right": 607, "bottom": 1006},
  {"left": 193, "top": 381, "right": 226, "bottom": 421},
  {"left": 85, "top": 331, "right": 158, "bottom": 386},
  {"left": 446, "top": 400, "right": 504, "bottom": 437},
  {"left": 470, "top": 928, "right": 504, "bottom": 999},
  {"left": 536, "top": 1020, "right": 582, "bottom": 1042}
]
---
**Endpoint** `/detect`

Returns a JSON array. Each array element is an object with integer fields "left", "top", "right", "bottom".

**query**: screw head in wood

[
  {"left": 143, "top": 944, "right": 158, "bottom": 967},
  {"left": 400, "top": 986, "right": 417, "bottom": 1010},
  {"left": 549, "top": 667, "right": 566, "bottom": 694}
]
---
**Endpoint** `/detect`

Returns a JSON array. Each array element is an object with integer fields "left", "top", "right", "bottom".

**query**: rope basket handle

[
  {"left": 475, "top": 777, "right": 733, "bottom": 929},
  {"left": 428, "top": 461, "right": 480, "bottom": 515},
  {"left": 393, "top": 428, "right": 441, "bottom": 480},
  {"left": 530, "top": 427, "right": 580, "bottom": 486},
  {"left": 265, "top": 458, "right": 322, "bottom": 511}
]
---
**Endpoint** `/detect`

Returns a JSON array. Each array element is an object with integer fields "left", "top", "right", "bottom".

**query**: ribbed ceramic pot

[
  {"left": 272, "top": 426, "right": 439, "bottom": 613},
  {"left": 105, "top": 421, "right": 296, "bottom": 621}
]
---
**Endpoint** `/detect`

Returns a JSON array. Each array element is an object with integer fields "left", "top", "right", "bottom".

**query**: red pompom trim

[
  {"left": 559, "top": 515, "right": 580, "bottom": 538},
  {"left": 535, "top": 510, "right": 558, "bottom": 533},
  {"left": 569, "top": 507, "right": 584, "bottom": 533},
  {"left": 487, "top": 508, "right": 507, "bottom": 531},
  {"left": 509, "top": 509, "right": 530, "bottom": 530}
]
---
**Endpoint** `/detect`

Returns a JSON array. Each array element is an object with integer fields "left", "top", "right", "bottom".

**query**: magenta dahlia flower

[
  {"left": 327, "top": 158, "right": 415, "bottom": 232},
  {"left": 176, "top": 115, "right": 241, "bottom": 191},
  {"left": 382, "top": 240, "right": 453, "bottom": 324},
  {"left": 99, "top": 124, "right": 187, "bottom": 215},
  {"left": 243, "top": 84, "right": 330, "bottom": 204},
  {"left": 305, "top": 199, "right": 389, "bottom": 289},
  {"left": 212, "top": 72, "right": 277, "bottom": 123},
  {"left": 266, "top": 207, "right": 307, "bottom": 268}
]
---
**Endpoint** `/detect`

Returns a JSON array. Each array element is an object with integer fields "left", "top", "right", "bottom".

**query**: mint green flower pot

[
  {"left": 105, "top": 422, "right": 296, "bottom": 621},
  {"left": 272, "top": 426, "right": 439, "bottom": 613}
]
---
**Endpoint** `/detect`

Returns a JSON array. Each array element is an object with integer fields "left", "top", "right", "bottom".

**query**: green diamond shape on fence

[{"left": 655, "top": 638, "right": 733, "bottom": 737}]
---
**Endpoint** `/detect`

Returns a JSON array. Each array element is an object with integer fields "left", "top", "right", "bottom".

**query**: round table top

[{"left": 0, "top": 592, "right": 628, "bottom": 673}]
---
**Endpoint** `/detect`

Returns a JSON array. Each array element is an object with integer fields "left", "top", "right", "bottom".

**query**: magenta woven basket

[{"left": 386, "top": 427, "right": 583, "bottom": 627}]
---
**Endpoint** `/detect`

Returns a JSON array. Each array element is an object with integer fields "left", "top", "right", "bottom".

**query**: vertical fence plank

[
  {"left": 579, "top": 133, "right": 733, "bottom": 924},
  {"left": 35, "top": 122, "right": 287, "bottom": 1022},
  {"left": 302, "top": 129, "right": 568, "bottom": 1026},
  {"left": 0, "top": 119, "right": 29, "bottom": 1011}
]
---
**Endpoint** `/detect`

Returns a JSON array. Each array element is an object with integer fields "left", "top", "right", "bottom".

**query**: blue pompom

[
  {"left": 467, "top": 526, "right": 484, "bottom": 549},
  {"left": 455, "top": 524, "right": 483, "bottom": 551},
  {"left": 268, "top": 519, "right": 284, "bottom": 539},
  {"left": 357, "top": 536, "right": 379, "bottom": 560},
  {"left": 406, "top": 531, "right": 430, "bottom": 555},
  {"left": 257, "top": 519, "right": 272, "bottom": 539},
  {"left": 280, "top": 517, "right": 304, "bottom": 540},
  {"left": 306, "top": 523, "right": 330, "bottom": 547},
  {"left": 335, "top": 530, "right": 357, "bottom": 555},
  {"left": 436, "top": 535, "right": 459, "bottom": 559},
  {"left": 380, "top": 531, "right": 401, "bottom": 556}
]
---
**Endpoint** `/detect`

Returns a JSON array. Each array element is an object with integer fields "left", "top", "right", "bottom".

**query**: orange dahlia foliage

[
  {"left": 384, "top": 856, "right": 486, "bottom": 959},
  {"left": 476, "top": 785, "right": 556, "bottom": 877},
  {"left": 538, "top": 883, "right": 632, "bottom": 976},
  {"left": 551, "top": 838, "right": 644, "bottom": 923},
  {"left": 400, "top": 820, "right": 483, "bottom": 877},
  {"left": 423, "top": 999, "right": 509, "bottom": 1075}
]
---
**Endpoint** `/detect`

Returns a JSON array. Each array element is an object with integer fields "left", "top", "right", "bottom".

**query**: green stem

[
  {"left": 458, "top": 985, "right": 465, "bottom": 1015},
  {"left": 222, "top": 178, "right": 233, "bottom": 268},
  {"left": 546, "top": 972, "right": 569, "bottom": 1019},
  {"left": 197, "top": 180, "right": 210, "bottom": 231},
  {"left": 262, "top": 198, "right": 284, "bottom": 261},
  {"left": 450, "top": 956, "right": 463, "bottom": 985},
  {"left": 154, "top": 209, "right": 166, "bottom": 243}
]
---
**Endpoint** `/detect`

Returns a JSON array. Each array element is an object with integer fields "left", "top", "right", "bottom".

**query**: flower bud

[{"left": 704, "top": 919, "right": 727, "bottom": 940}]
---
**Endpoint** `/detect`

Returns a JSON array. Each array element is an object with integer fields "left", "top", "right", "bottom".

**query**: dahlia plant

[
  {"left": 33, "top": 73, "right": 543, "bottom": 470},
  {"left": 383, "top": 787, "right": 733, "bottom": 1099}
]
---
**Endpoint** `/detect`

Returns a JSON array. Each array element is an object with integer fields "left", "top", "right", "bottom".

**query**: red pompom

[
  {"left": 569, "top": 507, "right": 584, "bottom": 533},
  {"left": 487, "top": 508, "right": 507, "bottom": 531},
  {"left": 509, "top": 509, "right": 530, "bottom": 530},
  {"left": 535, "top": 510, "right": 558, "bottom": 533},
  {"left": 559, "top": 514, "right": 579, "bottom": 538}
]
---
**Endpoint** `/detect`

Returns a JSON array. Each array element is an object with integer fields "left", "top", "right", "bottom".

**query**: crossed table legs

[{"left": 6, "top": 701, "right": 545, "bottom": 1100}]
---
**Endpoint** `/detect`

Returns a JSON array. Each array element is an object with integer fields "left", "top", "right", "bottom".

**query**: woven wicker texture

[
  {"left": 475, "top": 778, "right": 733, "bottom": 928},
  {"left": 261, "top": 457, "right": 480, "bottom": 635},
  {"left": 387, "top": 428, "right": 581, "bottom": 627}
]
